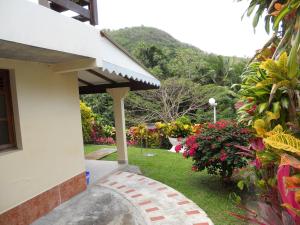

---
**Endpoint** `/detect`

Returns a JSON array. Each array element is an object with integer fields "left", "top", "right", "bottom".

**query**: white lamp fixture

[
  {"left": 208, "top": 98, "right": 217, "bottom": 123},
  {"left": 209, "top": 98, "right": 216, "bottom": 106}
]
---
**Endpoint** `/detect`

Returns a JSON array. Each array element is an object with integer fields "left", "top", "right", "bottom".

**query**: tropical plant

[
  {"left": 177, "top": 120, "right": 253, "bottom": 181},
  {"left": 237, "top": 52, "right": 300, "bottom": 131},
  {"left": 232, "top": 118, "right": 300, "bottom": 224},
  {"left": 239, "top": 0, "right": 300, "bottom": 61},
  {"left": 127, "top": 123, "right": 169, "bottom": 148},
  {"left": 80, "top": 101, "right": 95, "bottom": 143}
]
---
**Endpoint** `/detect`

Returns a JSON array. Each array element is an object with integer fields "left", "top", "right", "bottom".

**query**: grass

[
  {"left": 84, "top": 144, "right": 115, "bottom": 154},
  {"left": 84, "top": 145, "right": 246, "bottom": 225}
]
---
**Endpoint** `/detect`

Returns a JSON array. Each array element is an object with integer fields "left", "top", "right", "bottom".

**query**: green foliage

[
  {"left": 81, "top": 27, "right": 247, "bottom": 126},
  {"left": 80, "top": 101, "right": 94, "bottom": 143},
  {"left": 240, "top": 0, "right": 300, "bottom": 62},
  {"left": 107, "top": 26, "right": 247, "bottom": 84},
  {"left": 182, "top": 120, "right": 253, "bottom": 180},
  {"left": 80, "top": 93, "right": 114, "bottom": 126},
  {"left": 166, "top": 116, "right": 193, "bottom": 138},
  {"left": 126, "top": 78, "right": 238, "bottom": 125},
  {"left": 194, "top": 84, "right": 237, "bottom": 123}
]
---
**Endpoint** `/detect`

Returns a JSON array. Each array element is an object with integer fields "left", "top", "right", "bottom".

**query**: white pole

[{"left": 213, "top": 105, "right": 216, "bottom": 123}]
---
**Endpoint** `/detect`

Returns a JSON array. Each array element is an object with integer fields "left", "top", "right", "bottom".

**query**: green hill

[
  {"left": 106, "top": 26, "right": 247, "bottom": 85},
  {"left": 106, "top": 26, "right": 191, "bottom": 52}
]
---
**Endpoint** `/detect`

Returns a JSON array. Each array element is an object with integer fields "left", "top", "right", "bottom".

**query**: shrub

[
  {"left": 166, "top": 116, "right": 193, "bottom": 138},
  {"left": 80, "top": 101, "right": 95, "bottom": 143},
  {"left": 178, "top": 120, "right": 253, "bottom": 180},
  {"left": 94, "top": 137, "right": 115, "bottom": 145},
  {"left": 127, "top": 123, "right": 169, "bottom": 148}
]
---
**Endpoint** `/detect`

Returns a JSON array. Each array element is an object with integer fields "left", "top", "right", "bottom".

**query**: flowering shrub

[
  {"left": 166, "top": 116, "right": 193, "bottom": 138},
  {"left": 127, "top": 123, "right": 169, "bottom": 148},
  {"left": 91, "top": 121, "right": 116, "bottom": 144},
  {"left": 94, "top": 137, "right": 115, "bottom": 145},
  {"left": 127, "top": 118, "right": 201, "bottom": 148},
  {"left": 178, "top": 120, "right": 253, "bottom": 180}
]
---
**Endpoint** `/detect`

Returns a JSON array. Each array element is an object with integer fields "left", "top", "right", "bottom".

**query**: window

[{"left": 0, "top": 70, "right": 15, "bottom": 150}]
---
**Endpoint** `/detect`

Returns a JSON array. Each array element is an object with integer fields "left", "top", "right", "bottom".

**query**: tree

[
  {"left": 125, "top": 78, "right": 237, "bottom": 125},
  {"left": 80, "top": 93, "right": 114, "bottom": 126}
]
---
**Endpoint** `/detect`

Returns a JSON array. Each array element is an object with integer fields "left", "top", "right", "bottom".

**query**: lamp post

[{"left": 209, "top": 98, "right": 217, "bottom": 123}]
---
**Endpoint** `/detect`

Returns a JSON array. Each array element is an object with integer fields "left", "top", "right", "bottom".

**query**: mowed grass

[
  {"left": 84, "top": 145, "right": 245, "bottom": 225},
  {"left": 84, "top": 144, "right": 116, "bottom": 154}
]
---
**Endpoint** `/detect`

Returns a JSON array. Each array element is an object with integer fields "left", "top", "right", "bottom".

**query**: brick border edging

[
  {"left": 0, "top": 172, "right": 87, "bottom": 225},
  {"left": 99, "top": 172, "right": 214, "bottom": 225}
]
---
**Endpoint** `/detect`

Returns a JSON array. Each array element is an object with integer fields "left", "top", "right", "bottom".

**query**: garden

[{"left": 80, "top": 1, "right": 300, "bottom": 224}]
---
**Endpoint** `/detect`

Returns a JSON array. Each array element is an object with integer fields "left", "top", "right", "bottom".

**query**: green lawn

[
  {"left": 84, "top": 145, "right": 245, "bottom": 225},
  {"left": 84, "top": 144, "right": 116, "bottom": 154}
]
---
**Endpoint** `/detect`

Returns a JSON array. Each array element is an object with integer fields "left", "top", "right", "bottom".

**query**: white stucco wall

[{"left": 0, "top": 59, "right": 85, "bottom": 213}]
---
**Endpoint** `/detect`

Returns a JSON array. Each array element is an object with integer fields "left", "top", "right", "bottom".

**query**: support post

[
  {"left": 213, "top": 105, "right": 217, "bottom": 124},
  {"left": 107, "top": 87, "right": 130, "bottom": 164}
]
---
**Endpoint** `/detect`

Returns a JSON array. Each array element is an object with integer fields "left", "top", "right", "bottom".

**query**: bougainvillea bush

[{"left": 177, "top": 120, "right": 253, "bottom": 180}]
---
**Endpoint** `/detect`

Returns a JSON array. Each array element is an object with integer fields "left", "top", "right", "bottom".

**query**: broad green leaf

[
  {"left": 264, "top": 132, "right": 300, "bottom": 155},
  {"left": 237, "top": 180, "right": 245, "bottom": 190},
  {"left": 259, "top": 102, "right": 268, "bottom": 113},
  {"left": 281, "top": 97, "right": 289, "bottom": 109},
  {"left": 253, "top": 5, "right": 264, "bottom": 28},
  {"left": 288, "top": 16, "right": 300, "bottom": 79},
  {"left": 265, "top": 15, "right": 271, "bottom": 34},
  {"left": 253, "top": 119, "right": 267, "bottom": 137},
  {"left": 272, "top": 101, "right": 281, "bottom": 114}
]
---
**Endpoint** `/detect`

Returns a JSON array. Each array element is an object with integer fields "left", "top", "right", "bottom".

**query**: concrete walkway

[
  {"left": 33, "top": 171, "right": 213, "bottom": 225},
  {"left": 85, "top": 148, "right": 117, "bottom": 160},
  {"left": 100, "top": 172, "right": 213, "bottom": 225}
]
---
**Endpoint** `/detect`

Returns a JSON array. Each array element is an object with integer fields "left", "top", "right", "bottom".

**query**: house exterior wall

[{"left": 0, "top": 59, "right": 86, "bottom": 214}]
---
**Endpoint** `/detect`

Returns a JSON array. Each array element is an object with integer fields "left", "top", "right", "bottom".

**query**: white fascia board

[
  {"left": 99, "top": 36, "right": 160, "bottom": 86},
  {"left": 0, "top": 0, "right": 102, "bottom": 67}
]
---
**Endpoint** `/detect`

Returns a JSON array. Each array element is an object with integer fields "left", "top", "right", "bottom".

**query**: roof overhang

[
  {"left": 78, "top": 32, "right": 160, "bottom": 94},
  {"left": 0, "top": 0, "right": 160, "bottom": 94}
]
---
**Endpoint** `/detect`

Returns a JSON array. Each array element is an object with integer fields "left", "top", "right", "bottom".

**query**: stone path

[
  {"left": 85, "top": 148, "right": 117, "bottom": 160},
  {"left": 99, "top": 171, "right": 214, "bottom": 225}
]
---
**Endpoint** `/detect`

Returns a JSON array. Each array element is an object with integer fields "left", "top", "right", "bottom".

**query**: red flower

[
  {"left": 191, "top": 143, "right": 199, "bottom": 149},
  {"left": 189, "top": 148, "right": 196, "bottom": 156},
  {"left": 192, "top": 166, "right": 198, "bottom": 171},
  {"left": 234, "top": 101, "right": 244, "bottom": 109},
  {"left": 183, "top": 151, "right": 188, "bottom": 158},
  {"left": 240, "top": 128, "right": 250, "bottom": 134},
  {"left": 220, "top": 150, "right": 228, "bottom": 161},
  {"left": 175, "top": 144, "right": 182, "bottom": 153},
  {"left": 208, "top": 123, "right": 215, "bottom": 129},
  {"left": 186, "top": 135, "right": 196, "bottom": 147},
  {"left": 246, "top": 105, "right": 257, "bottom": 115}
]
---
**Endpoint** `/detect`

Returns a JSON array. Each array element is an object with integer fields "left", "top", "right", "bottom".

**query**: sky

[{"left": 28, "top": 0, "right": 270, "bottom": 57}]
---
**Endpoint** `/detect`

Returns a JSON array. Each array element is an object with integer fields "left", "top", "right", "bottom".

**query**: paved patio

[{"left": 33, "top": 169, "right": 213, "bottom": 225}]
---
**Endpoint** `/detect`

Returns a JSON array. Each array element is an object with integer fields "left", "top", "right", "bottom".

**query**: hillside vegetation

[{"left": 82, "top": 26, "right": 248, "bottom": 125}]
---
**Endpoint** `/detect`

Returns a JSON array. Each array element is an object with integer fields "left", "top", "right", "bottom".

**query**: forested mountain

[
  {"left": 105, "top": 26, "right": 247, "bottom": 85},
  {"left": 82, "top": 26, "right": 249, "bottom": 126}
]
